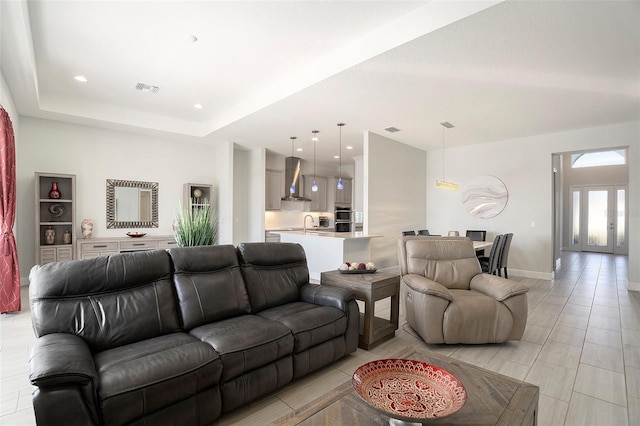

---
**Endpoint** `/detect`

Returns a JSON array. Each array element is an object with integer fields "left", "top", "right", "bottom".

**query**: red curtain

[{"left": 0, "top": 107, "right": 21, "bottom": 313}]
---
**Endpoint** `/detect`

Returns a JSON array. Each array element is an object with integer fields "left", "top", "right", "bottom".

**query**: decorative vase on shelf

[
  {"left": 48, "top": 182, "right": 61, "bottom": 199},
  {"left": 44, "top": 227, "right": 55, "bottom": 245},
  {"left": 63, "top": 230, "right": 72, "bottom": 244},
  {"left": 81, "top": 219, "right": 93, "bottom": 239}
]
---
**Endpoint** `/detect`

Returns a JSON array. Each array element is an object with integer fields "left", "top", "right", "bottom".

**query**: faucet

[{"left": 303, "top": 215, "right": 314, "bottom": 233}]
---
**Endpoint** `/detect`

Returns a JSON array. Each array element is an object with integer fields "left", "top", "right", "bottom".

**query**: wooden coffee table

[
  {"left": 272, "top": 345, "right": 539, "bottom": 425},
  {"left": 320, "top": 270, "right": 399, "bottom": 350}
]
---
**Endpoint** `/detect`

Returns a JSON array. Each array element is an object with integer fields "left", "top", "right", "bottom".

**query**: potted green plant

[{"left": 173, "top": 198, "right": 218, "bottom": 247}]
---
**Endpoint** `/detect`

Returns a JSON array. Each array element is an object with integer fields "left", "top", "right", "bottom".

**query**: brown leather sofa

[
  {"left": 28, "top": 243, "right": 359, "bottom": 425},
  {"left": 398, "top": 236, "right": 528, "bottom": 344}
]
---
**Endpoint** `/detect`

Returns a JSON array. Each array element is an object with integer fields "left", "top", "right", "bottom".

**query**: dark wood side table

[{"left": 320, "top": 270, "right": 400, "bottom": 350}]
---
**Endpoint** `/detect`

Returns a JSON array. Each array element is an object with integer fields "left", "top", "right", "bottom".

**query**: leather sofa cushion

[
  {"left": 169, "top": 245, "right": 251, "bottom": 329},
  {"left": 443, "top": 290, "right": 514, "bottom": 344},
  {"left": 94, "top": 332, "right": 222, "bottom": 425},
  {"left": 258, "top": 302, "right": 347, "bottom": 353},
  {"left": 29, "top": 250, "right": 181, "bottom": 352},
  {"left": 190, "top": 315, "right": 294, "bottom": 382},
  {"left": 237, "top": 243, "right": 309, "bottom": 313}
]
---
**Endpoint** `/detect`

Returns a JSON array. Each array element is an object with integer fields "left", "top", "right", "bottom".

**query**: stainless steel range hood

[{"left": 281, "top": 156, "right": 311, "bottom": 201}]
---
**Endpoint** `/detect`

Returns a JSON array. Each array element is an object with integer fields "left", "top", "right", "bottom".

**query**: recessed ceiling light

[
  {"left": 184, "top": 34, "right": 198, "bottom": 43},
  {"left": 346, "top": 146, "right": 353, "bottom": 150},
  {"left": 296, "top": 148, "right": 303, "bottom": 152},
  {"left": 74, "top": 75, "right": 87, "bottom": 82},
  {"left": 334, "top": 155, "right": 340, "bottom": 159},
  {"left": 193, "top": 104, "right": 203, "bottom": 109}
]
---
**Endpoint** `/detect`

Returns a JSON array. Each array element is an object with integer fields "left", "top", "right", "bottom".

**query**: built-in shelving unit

[
  {"left": 183, "top": 183, "right": 212, "bottom": 211},
  {"left": 35, "top": 172, "right": 76, "bottom": 264}
]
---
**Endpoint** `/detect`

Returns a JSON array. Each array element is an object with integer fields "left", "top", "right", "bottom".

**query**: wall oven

[{"left": 335, "top": 207, "right": 352, "bottom": 232}]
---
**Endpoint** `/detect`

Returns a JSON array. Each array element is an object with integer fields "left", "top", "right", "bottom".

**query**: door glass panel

[
  {"left": 617, "top": 189, "right": 625, "bottom": 248},
  {"left": 572, "top": 190, "right": 580, "bottom": 245},
  {"left": 587, "top": 190, "right": 608, "bottom": 246}
]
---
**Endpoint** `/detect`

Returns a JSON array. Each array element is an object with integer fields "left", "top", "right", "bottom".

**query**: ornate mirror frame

[{"left": 106, "top": 179, "right": 159, "bottom": 228}]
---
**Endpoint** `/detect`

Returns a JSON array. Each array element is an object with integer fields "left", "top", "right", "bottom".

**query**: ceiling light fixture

[
  {"left": 311, "top": 130, "right": 319, "bottom": 192},
  {"left": 193, "top": 104, "right": 203, "bottom": 109},
  {"left": 435, "top": 121, "right": 459, "bottom": 191},
  {"left": 289, "top": 136, "right": 297, "bottom": 196},
  {"left": 337, "top": 123, "right": 345, "bottom": 190},
  {"left": 74, "top": 75, "right": 87, "bottom": 82}
]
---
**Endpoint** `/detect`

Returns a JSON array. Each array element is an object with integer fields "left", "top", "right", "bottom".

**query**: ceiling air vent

[
  {"left": 384, "top": 126, "right": 400, "bottom": 133},
  {"left": 135, "top": 83, "right": 160, "bottom": 94}
]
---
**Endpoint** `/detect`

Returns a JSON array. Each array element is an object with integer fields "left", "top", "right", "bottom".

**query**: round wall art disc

[{"left": 461, "top": 175, "right": 508, "bottom": 219}]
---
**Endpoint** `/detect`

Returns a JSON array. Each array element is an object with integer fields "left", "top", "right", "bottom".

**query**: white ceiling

[{"left": 2, "top": 0, "right": 639, "bottom": 165}]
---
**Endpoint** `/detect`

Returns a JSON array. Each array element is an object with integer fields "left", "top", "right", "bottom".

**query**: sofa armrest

[
  {"left": 29, "top": 333, "right": 100, "bottom": 425},
  {"left": 299, "top": 283, "right": 355, "bottom": 312},
  {"left": 470, "top": 273, "right": 529, "bottom": 301},
  {"left": 402, "top": 274, "right": 453, "bottom": 301}
]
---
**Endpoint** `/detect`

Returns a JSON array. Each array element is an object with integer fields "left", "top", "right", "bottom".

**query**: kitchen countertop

[{"left": 273, "top": 230, "right": 381, "bottom": 240}]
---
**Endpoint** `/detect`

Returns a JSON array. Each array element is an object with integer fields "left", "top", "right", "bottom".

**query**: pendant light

[
  {"left": 337, "top": 123, "right": 345, "bottom": 190},
  {"left": 289, "top": 136, "right": 297, "bottom": 196},
  {"left": 311, "top": 130, "right": 319, "bottom": 192},
  {"left": 435, "top": 121, "right": 459, "bottom": 191}
]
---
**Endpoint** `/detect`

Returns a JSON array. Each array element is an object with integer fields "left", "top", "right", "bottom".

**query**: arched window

[{"left": 571, "top": 150, "right": 626, "bottom": 168}]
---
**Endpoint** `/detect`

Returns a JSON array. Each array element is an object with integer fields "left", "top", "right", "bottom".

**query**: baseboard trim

[{"left": 509, "top": 269, "right": 554, "bottom": 280}]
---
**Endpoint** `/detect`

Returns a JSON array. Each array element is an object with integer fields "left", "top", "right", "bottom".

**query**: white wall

[
  {"left": 426, "top": 121, "right": 639, "bottom": 285},
  {"left": 233, "top": 145, "right": 267, "bottom": 245},
  {"left": 365, "top": 131, "right": 427, "bottom": 270},
  {"left": 16, "top": 117, "right": 220, "bottom": 277}
]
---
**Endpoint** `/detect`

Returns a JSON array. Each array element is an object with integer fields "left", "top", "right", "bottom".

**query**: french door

[{"left": 570, "top": 185, "right": 627, "bottom": 254}]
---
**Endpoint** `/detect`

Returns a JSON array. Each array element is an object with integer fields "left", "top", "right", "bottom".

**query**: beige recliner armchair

[{"left": 398, "top": 236, "right": 529, "bottom": 344}]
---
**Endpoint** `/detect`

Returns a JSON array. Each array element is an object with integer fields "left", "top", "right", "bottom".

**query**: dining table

[{"left": 473, "top": 240, "right": 493, "bottom": 251}]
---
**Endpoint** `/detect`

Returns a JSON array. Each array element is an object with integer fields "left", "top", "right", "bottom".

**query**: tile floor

[{"left": 1, "top": 251, "right": 638, "bottom": 425}]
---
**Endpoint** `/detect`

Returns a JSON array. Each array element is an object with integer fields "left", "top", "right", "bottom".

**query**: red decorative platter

[
  {"left": 126, "top": 232, "right": 146, "bottom": 238},
  {"left": 352, "top": 358, "right": 467, "bottom": 421}
]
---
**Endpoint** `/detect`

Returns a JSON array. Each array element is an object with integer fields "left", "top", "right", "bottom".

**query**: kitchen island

[{"left": 273, "top": 230, "right": 382, "bottom": 281}]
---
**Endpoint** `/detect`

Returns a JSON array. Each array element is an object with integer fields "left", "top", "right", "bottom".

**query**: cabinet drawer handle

[
  {"left": 93, "top": 245, "right": 108, "bottom": 248},
  {"left": 133, "top": 243, "right": 145, "bottom": 246}
]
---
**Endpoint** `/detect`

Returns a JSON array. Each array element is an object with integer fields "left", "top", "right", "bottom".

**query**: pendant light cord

[{"left": 442, "top": 125, "right": 446, "bottom": 181}]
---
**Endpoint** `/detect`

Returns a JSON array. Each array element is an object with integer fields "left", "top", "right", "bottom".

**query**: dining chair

[
  {"left": 465, "top": 230, "right": 487, "bottom": 241},
  {"left": 466, "top": 230, "right": 487, "bottom": 257},
  {"left": 479, "top": 234, "right": 505, "bottom": 275},
  {"left": 402, "top": 230, "right": 416, "bottom": 236},
  {"left": 497, "top": 233, "right": 513, "bottom": 278},
  {"left": 417, "top": 230, "right": 430, "bottom": 235}
]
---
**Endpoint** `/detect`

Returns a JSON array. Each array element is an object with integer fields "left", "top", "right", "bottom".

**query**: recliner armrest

[
  {"left": 470, "top": 273, "right": 528, "bottom": 301},
  {"left": 299, "top": 283, "right": 355, "bottom": 312},
  {"left": 29, "top": 333, "right": 100, "bottom": 424},
  {"left": 402, "top": 274, "right": 453, "bottom": 301},
  {"left": 29, "top": 333, "right": 98, "bottom": 386}
]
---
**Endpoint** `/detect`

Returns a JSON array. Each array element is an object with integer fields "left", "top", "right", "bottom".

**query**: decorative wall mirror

[
  {"left": 106, "top": 179, "right": 158, "bottom": 228},
  {"left": 461, "top": 175, "right": 508, "bottom": 219}
]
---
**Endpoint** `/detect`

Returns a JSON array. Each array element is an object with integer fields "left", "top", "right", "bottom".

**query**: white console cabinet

[{"left": 77, "top": 236, "right": 177, "bottom": 259}]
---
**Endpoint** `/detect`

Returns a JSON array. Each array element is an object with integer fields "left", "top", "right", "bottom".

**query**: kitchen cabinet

[
  {"left": 35, "top": 172, "right": 76, "bottom": 265},
  {"left": 266, "top": 169, "right": 282, "bottom": 210},
  {"left": 302, "top": 175, "right": 328, "bottom": 212},
  {"left": 333, "top": 177, "right": 353, "bottom": 205}
]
